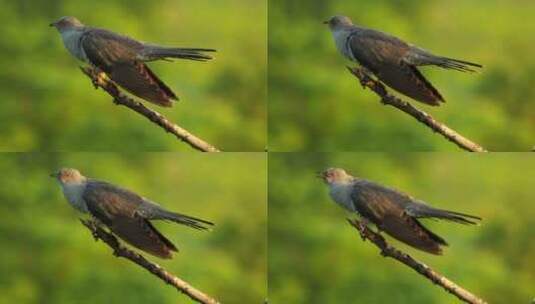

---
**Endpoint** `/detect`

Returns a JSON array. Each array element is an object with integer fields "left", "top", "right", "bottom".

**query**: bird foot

[
  {"left": 356, "top": 68, "right": 375, "bottom": 89},
  {"left": 86, "top": 220, "right": 100, "bottom": 241},
  {"left": 88, "top": 67, "right": 107, "bottom": 89},
  {"left": 95, "top": 71, "right": 108, "bottom": 88},
  {"left": 357, "top": 218, "right": 370, "bottom": 240}
]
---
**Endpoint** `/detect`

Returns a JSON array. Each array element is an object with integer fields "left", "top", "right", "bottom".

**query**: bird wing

[
  {"left": 348, "top": 29, "right": 444, "bottom": 105},
  {"left": 80, "top": 29, "right": 177, "bottom": 106},
  {"left": 347, "top": 28, "right": 410, "bottom": 73},
  {"left": 351, "top": 180, "right": 446, "bottom": 254},
  {"left": 82, "top": 180, "right": 177, "bottom": 258},
  {"left": 80, "top": 28, "right": 143, "bottom": 70}
]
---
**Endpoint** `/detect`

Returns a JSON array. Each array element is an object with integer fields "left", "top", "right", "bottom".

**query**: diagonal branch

[
  {"left": 80, "top": 219, "right": 220, "bottom": 304},
  {"left": 347, "top": 218, "right": 487, "bottom": 304},
  {"left": 347, "top": 67, "right": 487, "bottom": 152},
  {"left": 80, "top": 66, "right": 221, "bottom": 152}
]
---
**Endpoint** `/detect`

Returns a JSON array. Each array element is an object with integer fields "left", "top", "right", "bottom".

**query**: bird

[
  {"left": 50, "top": 16, "right": 215, "bottom": 107},
  {"left": 324, "top": 15, "right": 482, "bottom": 106},
  {"left": 51, "top": 168, "right": 214, "bottom": 259},
  {"left": 319, "top": 168, "right": 481, "bottom": 255}
]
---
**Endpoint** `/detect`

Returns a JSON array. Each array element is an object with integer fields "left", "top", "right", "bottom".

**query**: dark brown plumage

[
  {"left": 80, "top": 29, "right": 214, "bottom": 107},
  {"left": 350, "top": 179, "right": 481, "bottom": 255},
  {"left": 83, "top": 180, "right": 213, "bottom": 259},
  {"left": 326, "top": 15, "right": 482, "bottom": 106}
]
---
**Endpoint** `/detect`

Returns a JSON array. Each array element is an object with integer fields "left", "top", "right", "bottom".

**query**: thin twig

[
  {"left": 347, "top": 67, "right": 487, "bottom": 152},
  {"left": 347, "top": 218, "right": 487, "bottom": 304},
  {"left": 80, "top": 219, "right": 220, "bottom": 304},
  {"left": 80, "top": 66, "right": 221, "bottom": 152}
]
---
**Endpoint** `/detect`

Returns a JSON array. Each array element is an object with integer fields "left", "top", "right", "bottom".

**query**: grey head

[
  {"left": 50, "top": 167, "right": 86, "bottom": 185},
  {"left": 49, "top": 16, "right": 84, "bottom": 32},
  {"left": 318, "top": 167, "right": 354, "bottom": 185},
  {"left": 323, "top": 15, "right": 354, "bottom": 31}
]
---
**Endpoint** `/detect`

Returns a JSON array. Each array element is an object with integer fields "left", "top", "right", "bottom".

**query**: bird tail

[
  {"left": 432, "top": 56, "right": 482, "bottom": 73},
  {"left": 422, "top": 208, "right": 482, "bottom": 225},
  {"left": 142, "top": 46, "right": 216, "bottom": 62},
  {"left": 154, "top": 209, "right": 215, "bottom": 230}
]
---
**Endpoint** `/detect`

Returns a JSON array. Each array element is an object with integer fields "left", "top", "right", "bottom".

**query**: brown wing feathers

[{"left": 109, "top": 62, "right": 177, "bottom": 107}]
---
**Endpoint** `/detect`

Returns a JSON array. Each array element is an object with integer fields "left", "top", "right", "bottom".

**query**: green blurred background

[
  {"left": 0, "top": 0, "right": 266, "bottom": 152},
  {"left": 269, "top": 0, "right": 535, "bottom": 151},
  {"left": 0, "top": 153, "right": 267, "bottom": 303},
  {"left": 269, "top": 153, "right": 535, "bottom": 303}
]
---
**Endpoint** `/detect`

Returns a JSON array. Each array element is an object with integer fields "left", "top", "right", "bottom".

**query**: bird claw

[{"left": 89, "top": 67, "right": 106, "bottom": 89}]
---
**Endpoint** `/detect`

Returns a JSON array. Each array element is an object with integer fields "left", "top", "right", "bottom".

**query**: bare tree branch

[
  {"left": 347, "top": 67, "right": 487, "bottom": 152},
  {"left": 80, "top": 219, "right": 220, "bottom": 304},
  {"left": 347, "top": 218, "right": 487, "bottom": 304},
  {"left": 80, "top": 66, "right": 221, "bottom": 152}
]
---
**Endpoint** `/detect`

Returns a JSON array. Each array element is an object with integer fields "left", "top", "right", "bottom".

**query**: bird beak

[
  {"left": 49, "top": 173, "right": 57, "bottom": 178},
  {"left": 315, "top": 171, "right": 324, "bottom": 179},
  {"left": 49, "top": 22, "right": 56, "bottom": 27},
  {"left": 323, "top": 20, "right": 329, "bottom": 25}
]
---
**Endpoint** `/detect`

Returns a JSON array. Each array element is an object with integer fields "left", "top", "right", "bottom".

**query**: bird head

[
  {"left": 50, "top": 168, "right": 86, "bottom": 185},
  {"left": 317, "top": 168, "right": 353, "bottom": 185},
  {"left": 50, "top": 16, "right": 84, "bottom": 32},
  {"left": 323, "top": 15, "right": 353, "bottom": 30}
]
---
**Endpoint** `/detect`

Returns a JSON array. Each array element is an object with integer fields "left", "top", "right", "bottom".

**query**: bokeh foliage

[
  {"left": 0, "top": 153, "right": 267, "bottom": 303},
  {"left": 269, "top": 153, "right": 535, "bottom": 303},
  {"left": 269, "top": 0, "right": 535, "bottom": 151},
  {"left": 0, "top": 0, "right": 267, "bottom": 152}
]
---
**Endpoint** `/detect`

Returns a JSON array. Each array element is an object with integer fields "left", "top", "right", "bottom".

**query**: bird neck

[
  {"left": 331, "top": 28, "right": 355, "bottom": 61},
  {"left": 61, "top": 181, "right": 88, "bottom": 213},
  {"left": 60, "top": 27, "right": 87, "bottom": 62},
  {"left": 328, "top": 180, "right": 356, "bottom": 212}
]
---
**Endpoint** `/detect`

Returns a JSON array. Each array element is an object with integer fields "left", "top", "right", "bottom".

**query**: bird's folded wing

[
  {"left": 351, "top": 181, "right": 447, "bottom": 253},
  {"left": 80, "top": 29, "right": 143, "bottom": 70},
  {"left": 82, "top": 180, "right": 144, "bottom": 225},
  {"left": 82, "top": 181, "right": 177, "bottom": 257},
  {"left": 350, "top": 180, "right": 413, "bottom": 223},
  {"left": 348, "top": 30, "right": 444, "bottom": 105},
  {"left": 348, "top": 29, "right": 410, "bottom": 72},
  {"left": 110, "top": 213, "right": 178, "bottom": 257},
  {"left": 107, "top": 62, "right": 177, "bottom": 106}
]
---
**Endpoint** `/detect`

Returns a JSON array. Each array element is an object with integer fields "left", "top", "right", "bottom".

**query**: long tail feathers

[
  {"left": 435, "top": 57, "right": 483, "bottom": 73},
  {"left": 427, "top": 209, "right": 482, "bottom": 225},
  {"left": 157, "top": 210, "right": 215, "bottom": 230},
  {"left": 143, "top": 46, "right": 216, "bottom": 62}
]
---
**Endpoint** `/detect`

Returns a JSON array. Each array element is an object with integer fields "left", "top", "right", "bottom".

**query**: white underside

[
  {"left": 329, "top": 182, "right": 356, "bottom": 212},
  {"left": 60, "top": 28, "right": 88, "bottom": 62},
  {"left": 61, "top": 182, "right": 88, "bottom": 213},
  {"left": 332, "top": 29, "right": 356, "bottom": 62}
]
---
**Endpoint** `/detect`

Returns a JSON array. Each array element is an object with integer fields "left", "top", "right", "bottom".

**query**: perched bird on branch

[
  {"left": 51, "top": 168, "right": 214, "bottom": 259},
  {"left": 325, "top": 15, "right": 482, "bottom": 106},
  {"left": 319, "top": 168, "right": 481, "bottom": 255},
  {"left": 50, "top": 16, "right": 215, "bottom": 107}
]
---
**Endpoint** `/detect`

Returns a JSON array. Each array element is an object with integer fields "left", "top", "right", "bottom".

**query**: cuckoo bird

[
  {"left": 51, "top": 168, "right": 214, "bottom": 259},
  {"left": 51, "top": 16, "right": 215, "bottom": 107},
  {"left": 319, "top": 168, "right": 481, "bottom": 255},
  {"left": 325, "top": 15, "right": 482, "bottom": 106}
]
